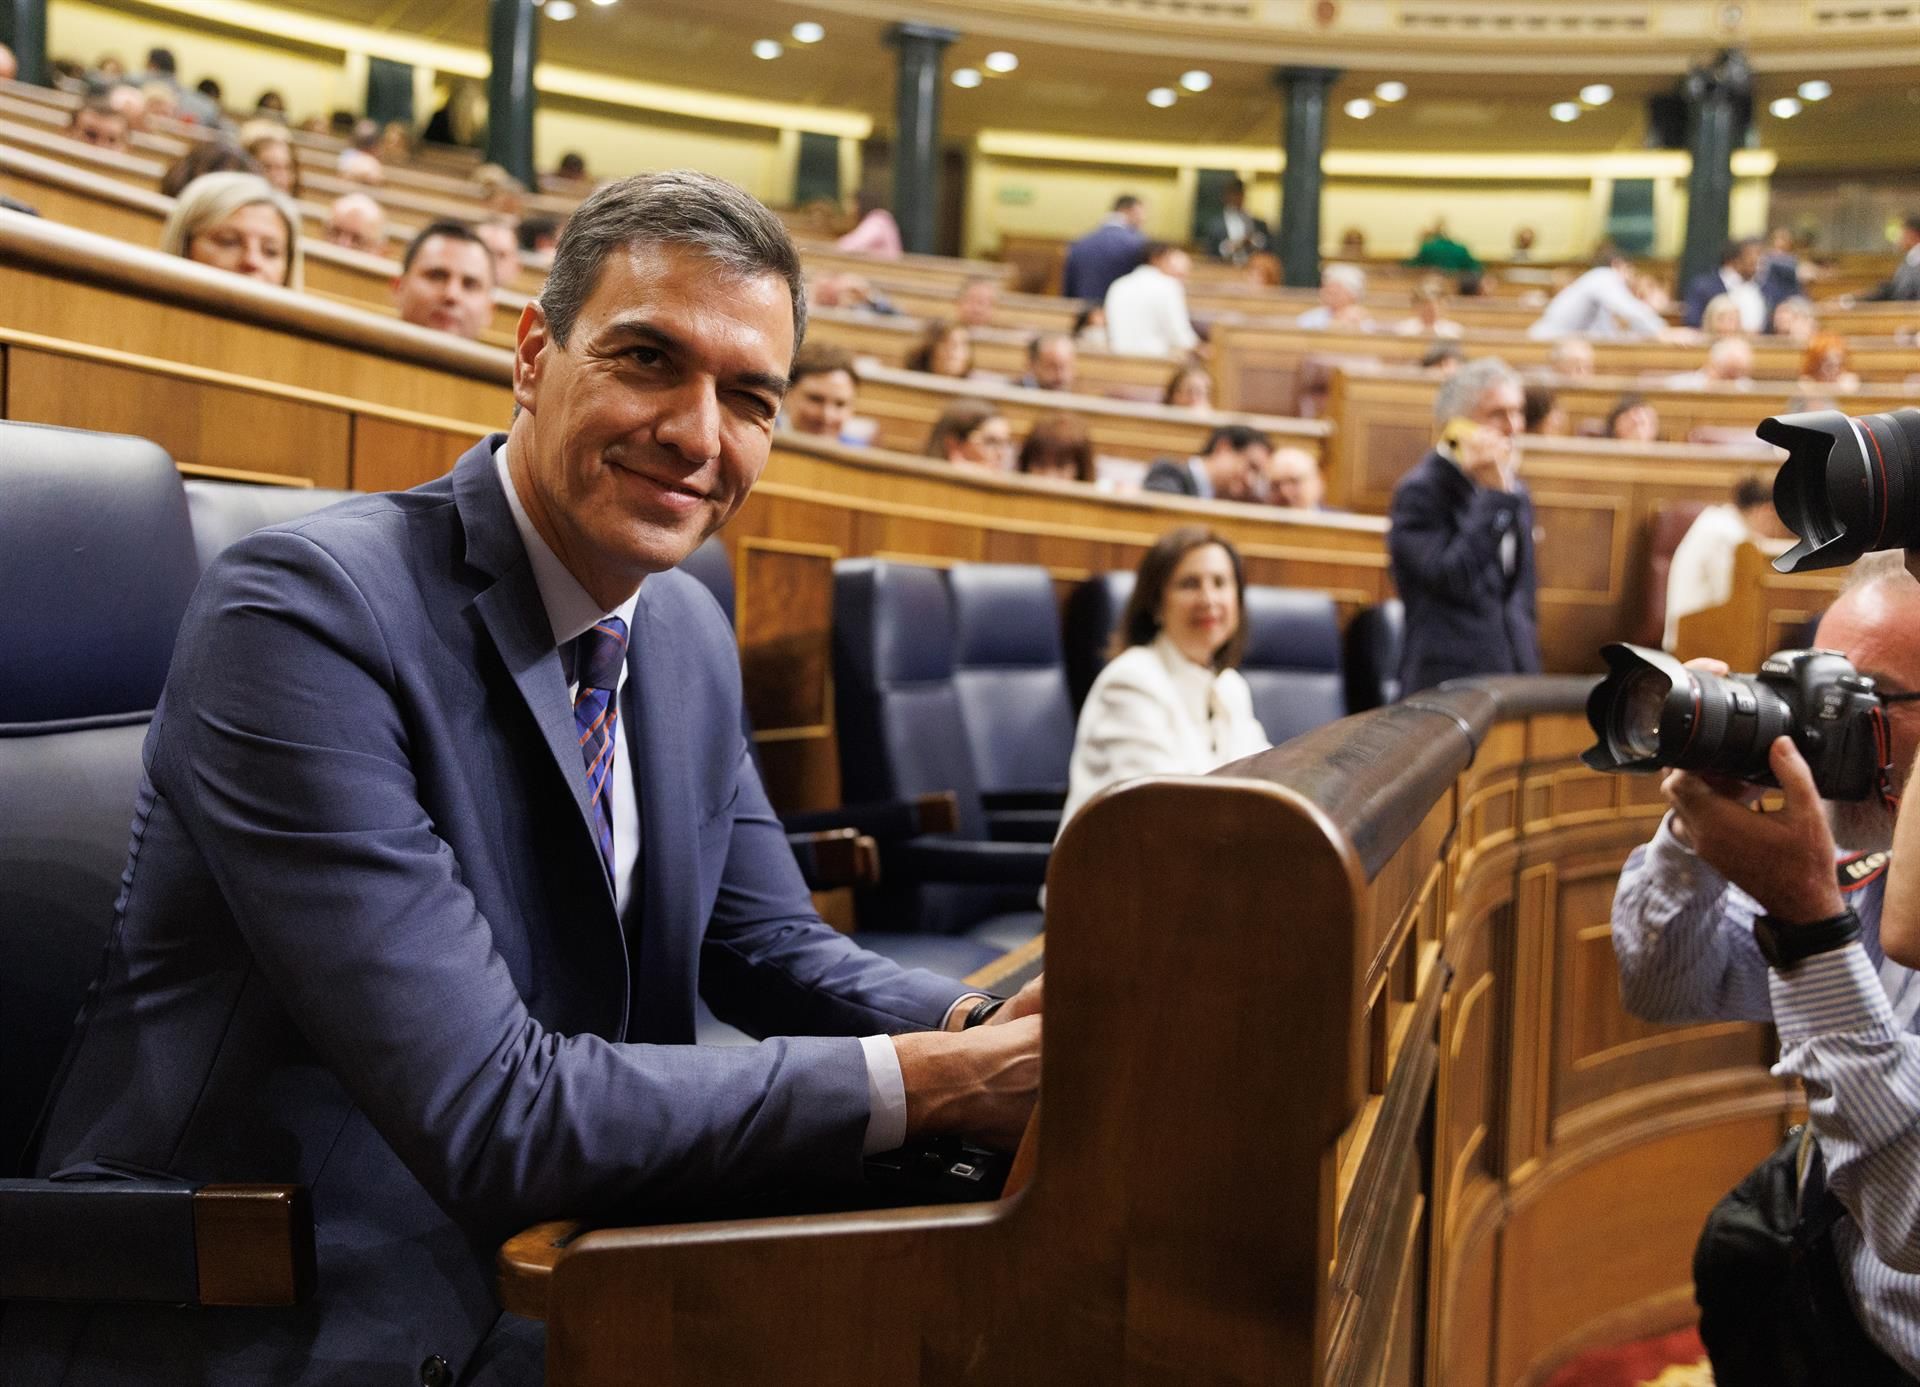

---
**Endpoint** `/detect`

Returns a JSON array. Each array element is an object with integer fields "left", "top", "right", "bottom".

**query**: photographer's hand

[{"left": 1663, "top": 736, "right": 1843, "bottom": 924}]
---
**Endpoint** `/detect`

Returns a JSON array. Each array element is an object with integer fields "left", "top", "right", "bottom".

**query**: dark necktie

[{"left": 572, "top": 616, "right": 628, "bottom": 879}]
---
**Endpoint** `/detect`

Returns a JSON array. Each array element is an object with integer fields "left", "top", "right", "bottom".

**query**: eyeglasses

[{"left": 1879, "top": 690, "right": 1920, "bottom": 705}]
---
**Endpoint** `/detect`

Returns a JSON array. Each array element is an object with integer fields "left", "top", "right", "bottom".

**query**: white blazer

[{"left": 1060, "top": 635, "right": 1271, "bottom": 832}]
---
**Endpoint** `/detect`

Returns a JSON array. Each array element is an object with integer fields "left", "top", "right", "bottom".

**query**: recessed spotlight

[
  {"left": 1179, "top": 70, "right": 1212, "bottom": 93},
  {"left": 952, "top": 68, "right": 983, "bottom": 89},
  {"left": 1770, "top": 96, "right": 1802, "bottom": 118},
  {"left": 1799, "top": 79, "right": 1832, "bottom": 101},
  {"left": 790, "top": 21, "right": 824, "bottom": 42},
  {"left": 1580, "top": 83, "right": 1613, "bottom": 105},
  {"left": 984, "top": 51, "right": 1018, "bottom": 73},
  {"left": 1344, "top": 98, "right": 1374, "bottom": 119},
  {"left": 591, "top": 0, "right": 617, "bottom": 6},
  {"left": 1374, "top": 81, "right": 1407, "bottom": 103},
  {"left": 545, "top": 0, "right": 576, "bottom": 17},
  {"left": 751, "top": 38, "right": 782, "bottom": 59},
  {"left": 1550, "top": 101, "right": 1580, "bottom": 122},
  {"left": 1147, "top": 87, "right": 1177, "bottom": 108}
]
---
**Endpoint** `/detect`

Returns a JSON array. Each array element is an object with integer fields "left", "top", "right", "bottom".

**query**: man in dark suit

[
  {"left": 1062, "top": 194, "right": 1148, "bottom": 304},
  {"left": 1141, "top": 424, "right": 1270, "bottom": 501},
  {"left": 0, "top": 171, "right": 1040, "bottom": 1387},
  {"left": 1197, "top": 178, "right": 1271, "bottom": 265},
  {"left": 1387, "top": 357, "right": 1540, "bottom": 694},
  {"left": 1681, "top": 237, "right": 1765, "bottom": 330},
  {"left": 1861, "top": 215, "right": 1920, "bottom": 302}
]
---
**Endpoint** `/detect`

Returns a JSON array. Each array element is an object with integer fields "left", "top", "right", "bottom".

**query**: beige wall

[
  {"left": 535, "top": 104, "right": 786, "bottom": 203},
  {"left": 966, "top": 156, "right": 1188, "bottom": 257},
  {"left": 1313, "top": 179, "right": 1597, "bottom": 260}
]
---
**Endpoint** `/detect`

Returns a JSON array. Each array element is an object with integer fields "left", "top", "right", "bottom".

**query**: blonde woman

[{"left": 161, "top": 171, "right": 303, "bottom": 289}]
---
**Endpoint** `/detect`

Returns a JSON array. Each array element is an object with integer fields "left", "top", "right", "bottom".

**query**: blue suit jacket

[
  {"left": 1062, "top": 221, "right": 1146, "bottom": 304},
  {"left": 2, "top": 438, "right": 965, "bottom": 1385},
  {"left": 1387, "top": 449, "right": 1541, "bottom": 694},
  {"left": 1682, "top": 268, "right": 1731, "bottom": 328}
]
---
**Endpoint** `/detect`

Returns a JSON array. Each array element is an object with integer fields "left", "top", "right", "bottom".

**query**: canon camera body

[{"left": 1582, "top": 644, "right": 1889, "bottom": 801}]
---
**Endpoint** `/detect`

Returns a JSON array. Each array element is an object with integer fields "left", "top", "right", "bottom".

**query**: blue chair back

[
  {"left": 947, "top": 564, "right": 1074, "bottom": 796},
  {"left": 1237, "top": 587, "right": 1345, "bottom": 745},
  {"left": 1064, "top": 570, "right": 1135, "bottom": 710},
  {"left": 1343, "top": 600, "right": 1406, "bottom": 712},
  {"left": 183, "top": 480, "right": 358, "bottom": 574}
]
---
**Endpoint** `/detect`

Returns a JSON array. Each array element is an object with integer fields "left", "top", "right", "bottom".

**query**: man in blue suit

[
  {"left": 1061, "top": 194, "right": 1147, "bottom": 304},
  {"left": 2, "top": 171, "right": 1040, "bottom": 1386},
  {"left": 1387, "top": 357, "right": 1541, "bottom": 694}
]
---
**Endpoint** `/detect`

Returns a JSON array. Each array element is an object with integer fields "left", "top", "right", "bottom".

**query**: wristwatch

[
  {"left": 1753, "top": 907, "right": 1862, "bottom": 970},
  {"left": 962, "top": 996, "right": 1006, "bottom": 1028}
]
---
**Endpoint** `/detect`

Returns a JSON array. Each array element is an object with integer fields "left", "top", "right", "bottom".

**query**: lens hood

[
  {"left": 1582, "top": 643, "right": 1693, "bottom": 773},
  {"left": 1761, "top": 408, "right": 1920, "bottom": 573}
]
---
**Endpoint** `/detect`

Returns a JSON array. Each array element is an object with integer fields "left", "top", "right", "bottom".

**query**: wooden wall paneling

[
  {"left": 734, "top": 537, "right": 837, "bottom": 740},
  {"left": 1674, "top": 542, "right": 1842, "bottom": 670},
  {"left": 349, "top": 414, "right": 477, "bottom": 493}
]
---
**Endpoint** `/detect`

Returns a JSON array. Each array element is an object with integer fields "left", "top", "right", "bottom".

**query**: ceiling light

[
  {"left": 1179, "top": 70, "right": 1212, "bottom": 93},
  {"left": 790, "top": 21, "right": 824, "bottom": 42},
  {"left": 545, "top": 0, "right": 576, "bottom": 16},
  {"left": 952, "top": 68, "right": 983, "bottom": 89},
  {"left": 1770, "top": 96, "right": 1802, "bottom": 118},
  {"left": 1147, "top": 87, "right": 1177, "bottom": 108},
  {"left": 1799, "top": 79, "right": 1832, "bottom": 101},
  {"left": 984, "top": 51, "right": 1018, "bottom": 73},
  {"left": 591, "top": 0, "right": 617, "bottom": 6},
  {"left": 1550, "top": 101, "right": 1580, "bottom": 122},
  {"left": 751, "top": 38, "right": 782, "bottom": 59},
  {"left": 1374, "top": 81, "right": 1406, "bottom": 103},
  {"left": 1579, "top": 83, "right": 1613, "bottom": 106},
  {"left": 1343, "top": 98, "right": 1374, "bottom": 119}
]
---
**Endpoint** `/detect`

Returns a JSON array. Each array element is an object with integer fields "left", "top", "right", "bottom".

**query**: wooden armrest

[
  {"left": 785, "top": 828, "right": 880, "bottom": 888},
  {"left": 497, "top": 1220, "right": 590, "bottom": 1321}
]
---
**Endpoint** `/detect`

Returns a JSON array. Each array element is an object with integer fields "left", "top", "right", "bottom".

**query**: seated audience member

[
  {"left": 240, "top": 120, "right": 300, "bottom": 197},
  {"left": 1063, "top": 194, "right": 1149, "bottom": 304},
  {"left": 194, "top": 77, "right": 224, "bottom": 115},
  {"left": 1394, "top": 280, "right": 1463, "bottom": 338},
  {"left": 1245, "top": 252, "right": 1281, "bottom": 287},
  {"left": 905, "top": 319, "right": 974, "bottom": 379},
  {"left": 475, "top": 218, "right": 523, "bottom": 289},
  {"left": 1759, "top": 225, "right": 1809, "bottom": 324},
  {"left": 782, "top": 341, "right": 861, "bottom": 443},
  {"left": 0, "top": 41, "right": 15, "bottom": 81},
  {"left": 140, "top": 80, "right": 177, "bottom": 126},
  {"left": 1421, "top": 340, "right": 1465, "bottom": 377},
  {"left": 1296, "top": 264, "right": 1371, "bottom": 331},
  {"left": 391, "top": 220, "right": 496, "bottom": 340},
  {"left": 1142, "top": 425, "right": 1270, "bottom": 501},
  {"left": 1200, "top": 177, "right": 1271, "bottom": 265},
  {"left": 159, "top": 139, "right": 258, "bottom": 198},
  {"left": 1548, "top": 337, "right": 1596, "bottom": 379},
  {"left": 65, "top": 93, "right": 132, "bottom": 153},
  {"left": 1060, "top": 526, "right": 1269, "bottom": 829},
  {"left": 1682, "top": 236, "right": 1766, "bottom": 331},
  {"left": 1511, "top": 225, "right": 1538, "bottom": 261},
  {"left": 1072, "top": 303, "right": 1110, "bottom": 353},
  {"left": 1606, "top": 394, "right": 1661, "bottom": 441},
  {"left": 254, "top": 89, "right": 288, "bottom": 118},
  {"left": 1265, "top": 446, "right": 1327, "bottom": 511},
  {"left": 0, "top": 170, "right": 1042, "bottom": 1386},
  {"left": 1856, "top": 215, "right": 1920, "bottom": 303},
  {"left": 1407, "top": 219, "right": 1480, "bottom": 273},
  {"left": 1698, "top": 292, "right": 1745, "bottom": 340},
  {"left": 954, "top": 276, "right": 999, "bottom": 328},
  {"left": 1388, "top": 357, "right": 1539, "bottom": 694},
  {"left": 926, "top": 397, "right": 1015, "bottom": 471},
  {"left": 517, "top": 215, "right": 561, "bottom": 256},
  {"left": 1660, "top": 475, "right": 1789, "bottom": 649},
  {"left": 1522, "top": 384, "right": 1567, "bottom": 437},
  {"left": 1772, "top": 294, "right": 1819, "bottom": 344},
  {"left": 105, "top": 82, "right": 146, "bottom": 133},
  {"left": 322, "top": 192, "right": 387, "bottom": 255},
  {"left": 337, "top": 119, "right": 384, "bottom": 184},
  {"left": 1105, "top": 243, "right": 1200, "bottom": 357},
  {"left": 161, "top": 171, "right": 302, "bottom": 289},
  {"left": 835, "top": 192, "right": 903, "bottom": 260},
  {"left": 1800, "top": 332, "right": 1861, "bottom": 392},
  {"left": 376, "top": 121, "right": 416, "bottom": 168},
  {"left": 1530, "top": 248, "right": 1669, "bottom": 340},
  {"left": 553, "top": 149, "right": 589, "bottom": 182},
  {"left": 1016, "top": 411, "right": 1095, "bottom": 483},
  {"left": 1018, "top": 332, "right": 1077, "bottom": 392},
  {"left": 1669, "top": 337, "right": 1753, "bottom": 390},
  {"left": 1613, "top": 555, "right": 1920, "bottom": 1381},
  {"left": 1339, "top": 226, "right": 1367, "bottom": 258},
  {"left": 1163, "top": 364, "right": 1213, "bottom": 410}
]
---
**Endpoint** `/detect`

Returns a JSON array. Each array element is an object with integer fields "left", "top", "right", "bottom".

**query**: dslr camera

[{"left": 1583, "top": 644, "right": 1893, "bottom": 801}]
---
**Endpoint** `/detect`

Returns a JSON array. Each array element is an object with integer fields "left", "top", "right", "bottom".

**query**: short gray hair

[
  {"left": 539, "top": 169, "right": 806, "bottom": 357},
  {"left": 1434, "top": 356, "right": 1521, "bottom": 423}
]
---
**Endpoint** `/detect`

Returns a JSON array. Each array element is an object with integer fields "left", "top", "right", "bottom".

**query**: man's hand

[
  {"left": 988, "top": 974, "right": 1041, "bottom": 1024},
  {"left": 1663, "top": 735, "right": 1843, "bottom": 924},
  {"left": 1458, "top": 426, "right": 1513, "bottom": 492},
  {"left": 893, "top": 1014, "right": 1040, "bottom": 1152}
]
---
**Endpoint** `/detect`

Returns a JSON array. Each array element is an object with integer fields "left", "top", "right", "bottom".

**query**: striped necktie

[{"left": 572, "top": 616, "right": 628, "bottom": 879}]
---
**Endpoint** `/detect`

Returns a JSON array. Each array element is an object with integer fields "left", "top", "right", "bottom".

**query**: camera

[
  {"left": 1582, "top": 644, "right": 1891, "bottom": 800},
  {"left": 1762, "top": 407, "right": 1920, "bottom": 573}
]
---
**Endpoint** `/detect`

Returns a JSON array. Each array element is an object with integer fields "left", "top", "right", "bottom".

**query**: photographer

[{"left": 1611, "top": 555, "right": 1920, "bottom": 1379}]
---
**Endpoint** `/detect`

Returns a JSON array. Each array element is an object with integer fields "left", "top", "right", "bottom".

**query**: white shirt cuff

[{"left": 858, "top": 1034, "right": 909, "bottom": 1156}]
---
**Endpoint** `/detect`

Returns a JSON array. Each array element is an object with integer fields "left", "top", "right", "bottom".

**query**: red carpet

[{"left": 1541, "top": 1327, "right": 1712, "bottom": 1387}]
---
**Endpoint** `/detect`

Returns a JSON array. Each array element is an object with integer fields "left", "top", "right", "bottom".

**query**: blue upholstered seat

[
  {"left": 947, "top": 563, "right": 1075, "bottom": 802},
  {"left": 1238, "top": 587, "right": 1346, "bottom": 745},
  {"left": 1344, "top": 600, "right": 1407, "bottom": 712}
]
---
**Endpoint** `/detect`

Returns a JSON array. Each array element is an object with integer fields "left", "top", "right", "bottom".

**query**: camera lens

[
  {"left": 1612, "top": 669, "right": 1668, "bottom": 760},
  {"left": 1583, "top": 644, "right": 1794, "bottom": 782},
  {"left": 1762, "top": 407, "right": 1920, "bottom": 572}
]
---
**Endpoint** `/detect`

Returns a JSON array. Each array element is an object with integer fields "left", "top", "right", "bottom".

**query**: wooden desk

[
  {"left": 500, "top": 677, "right": 1788, "bottom": 1386},
  {"left": 1674, "top": 542, "right": 1843, "bottom": 669}
]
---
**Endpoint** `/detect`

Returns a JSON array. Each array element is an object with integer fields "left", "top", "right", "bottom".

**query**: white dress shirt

[
  {"left": 492, "top": 445, "right": 917, "bottom": 1154},
  {"left": 1104, "top": 264, "right": 1199, "bottom": 357},
  {"left": 1719, "top": 266, "right": 1767, "bottom": 333},
  {"left": 1061, "top": 635, "right": 1270, "bottom": 831},
  {"left": 1661, "top": 503, "right": 1750, "bottom": 650},
  {"left": 1529, "top": 265, "right": 1669, "bottom": 340}
]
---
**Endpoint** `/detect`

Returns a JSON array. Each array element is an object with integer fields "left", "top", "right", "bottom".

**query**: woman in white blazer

[{"left": 1061, "top": 526, "right": 1270, "bottom": 831}]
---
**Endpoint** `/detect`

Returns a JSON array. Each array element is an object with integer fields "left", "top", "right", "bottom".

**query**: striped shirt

[{"left": 1614, "top": 814, "right": 1920, "bottom": 1373}]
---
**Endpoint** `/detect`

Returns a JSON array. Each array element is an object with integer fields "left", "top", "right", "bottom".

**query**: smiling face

[
  {"left": 1158, "top": 543, "right": 1240, "bottom": 668},
  {"left": 188, "top": 202, "right": 289, "bottom": 284},
  {"left": 506, "top": 240, "right": 794, "bottom": 609},
  {"left": 786, "top": 368, "right": 855, "bottom": 437},
  {"left": 392, "top": 234, "right": 495, "bottom": 339}
]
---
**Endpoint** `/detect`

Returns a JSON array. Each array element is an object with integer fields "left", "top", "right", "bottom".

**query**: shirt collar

[
  {"left": 492, "top": 441, "right": 641, "bottom": 651},
  {"left": 1151, "top": 633, "right": 1220, "bottom": 713}
]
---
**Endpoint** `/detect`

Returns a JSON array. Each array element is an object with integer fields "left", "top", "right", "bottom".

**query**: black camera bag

[{"left": 1694, "top": 1123, "right": 1918, "bottom": 1385}]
